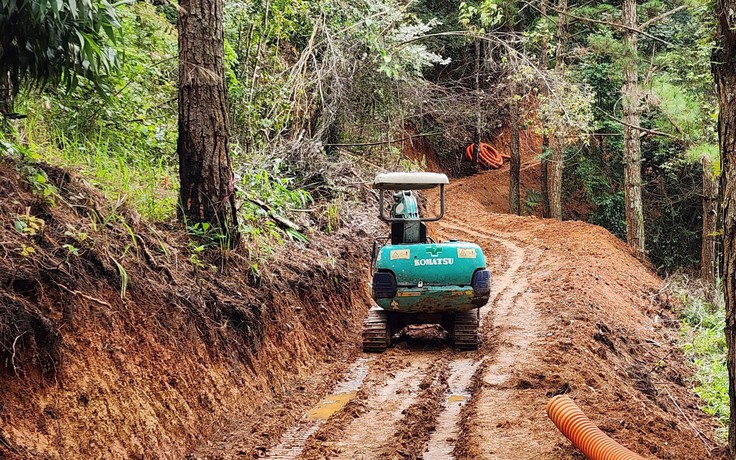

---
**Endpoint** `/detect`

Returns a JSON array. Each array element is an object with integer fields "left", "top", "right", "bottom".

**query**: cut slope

[{"left": 0, "top": 157, "right": 375, "bottom": 459}]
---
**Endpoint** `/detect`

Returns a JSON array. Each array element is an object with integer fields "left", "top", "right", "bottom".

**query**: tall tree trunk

[
  {"left": 540, "top": 0, "right": 551, "bottom": 218},
  {"left": 541, "top": 138, "right": 550, "bottom": 216},
  {"left": 177, "top": 0, "right": 239, "bottom": 244},
  {"left": 549, "top": 0, "right": 568, "bottom": 220},
  {"left": 472, "top": 40, "right": 482, "bottom": 169},
  {"left": 509, "top": 95, "right": 520, "bottom": 215},
  {"left": 713, "top": 0, "right": 736, "bottom": 452},
  {"left": 622, "top": 0, "right": 645, "bottom": 255},
  {"left": 701, "top": 155, "right": 719, "bottom": 285},
  {"left": 0, "top": 72, "right": 12, "bottom": 116}
]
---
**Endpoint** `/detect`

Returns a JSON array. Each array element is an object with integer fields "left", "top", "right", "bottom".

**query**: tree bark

[
  {"left": 701, "top": 155, "right": 719, "bottom": 285},
  {"left": 622, "top": 0, "right": 645, "bottom": 255},
  {"left": 0, "top": 72, "right": 12, "bottom": 116},
  {"left": 540, "top": 0, "right": 551, "bottom": 218},
  {"left": 541, "top": 137, "right": 550, "bottom": 217},
  {"left": 549, "top": 0, "right": 568, "bottom": 220},
  {"left": 177, "top": 0, "right": 239, "bottom": 244},
  {"left": 713, "top": 0, "right": 736, "bottom": 452},
  {"left": 509, "top": 95, "right": 520, "bottom": 215},
  {"left": 472, "top": 40, "right": 482, "bottom": 169}
]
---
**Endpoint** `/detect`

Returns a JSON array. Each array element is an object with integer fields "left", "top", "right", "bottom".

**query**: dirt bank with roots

[{"left": 0, "top": 157, "right": 378, "bottom": 459}]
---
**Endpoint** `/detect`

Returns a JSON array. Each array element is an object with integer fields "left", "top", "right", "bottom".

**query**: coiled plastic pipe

[
  {"left": 465, "top": 143, "right": 509, "bottom": 169},
  {"left": 546, "top": 395, "right": 646, "bottom": 460}
]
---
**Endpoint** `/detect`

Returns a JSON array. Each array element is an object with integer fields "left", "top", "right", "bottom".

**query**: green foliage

[
  {"left": 14, "top": 211, "right": 45, "bottom": 238},
  {"left": 686, "top": 143, "right": 719, "bottom": 177},
  {"left": 560, "top": 0, "right": 717, "bottom": 273},
  {"left": 589, "top": 192, "right": 627, "bottom": 240},
  {"left": 528, "top": 68, "right": 594, "bottom": 142},
  {"left": 110, "top": 256, "right": 128, "bottom": 299},
  {"left": 3, "top": 2, "right": 178, "bottom": 221},
  {"left": 223, "top": 0, "right": 447, "bottom": 152},
  {"left": 0, "top": 0, "right": 123, "bottom": 93},
  {"left": 236, "top": 156, "right": 313, "bottom": 244},
  {"left": 187, "top": 222, "right": 228, "bottom": 249},
  {"left": 675, "top": 282, "right": 728, "bottom": 431},
  {"left": 650, "top": 79, "right": 707, "bottom": 139},
  {"left": 524, "top": 189, "right": 541, "bottom": 215},
  {"left": 458, "top": 0, "right": 503, "bottom": 34}
]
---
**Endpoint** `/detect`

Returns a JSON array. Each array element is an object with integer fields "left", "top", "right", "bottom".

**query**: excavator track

[
  {"left": 452, "top": 309, "right": 479, "bottom": 351},
  {"left": 362, "top": 309, "right": 391, "bottom": 353}
]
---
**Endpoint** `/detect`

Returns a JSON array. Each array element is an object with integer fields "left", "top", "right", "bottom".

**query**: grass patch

[{"left": 1, "top": 122, "right": 177, "bottom": 222}]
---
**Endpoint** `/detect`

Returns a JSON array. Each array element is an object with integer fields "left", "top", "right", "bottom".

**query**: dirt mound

[
  {"left": 443, "top": 182, "right": 725, "bottom": 459},
  {"left": 0, "top": 157, "right": 375, "bottom": 459}
]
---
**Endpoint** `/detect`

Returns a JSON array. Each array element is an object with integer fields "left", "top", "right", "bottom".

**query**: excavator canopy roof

[{"left": 373, "top": 172, "right": 449, "bottom": 190}]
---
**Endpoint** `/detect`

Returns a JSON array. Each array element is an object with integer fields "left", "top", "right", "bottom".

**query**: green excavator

[{"left": 363, "top": 172, "right": 491, "bottom": 352}]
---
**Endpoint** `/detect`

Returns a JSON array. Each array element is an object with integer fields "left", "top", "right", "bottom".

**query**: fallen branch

[{"left": 246, "top": 196, "right": 301, "bottom": 232}]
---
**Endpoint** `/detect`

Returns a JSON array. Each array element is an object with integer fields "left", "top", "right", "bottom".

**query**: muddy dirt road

[
  {"left": 191, "top": 178, "right": 568, "bottom": 460},
  {"left": 191, "top": 173, "right": 720, "bottom": 460}
]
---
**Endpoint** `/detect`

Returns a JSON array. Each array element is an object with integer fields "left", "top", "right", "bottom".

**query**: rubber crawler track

[
  {"left": 451, "top": 310, "right": 480, "bottom": 350},
  {"left": 362, "top": 309, "right": 390, "bottom": 352}
]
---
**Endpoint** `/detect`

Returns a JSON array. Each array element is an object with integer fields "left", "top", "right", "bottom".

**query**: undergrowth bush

[
  {"left": 669, "top": 277, "right": 728, "bottom": 436},
  {"left": 1, "top": 1, "right": 324, "bottom": 252}
]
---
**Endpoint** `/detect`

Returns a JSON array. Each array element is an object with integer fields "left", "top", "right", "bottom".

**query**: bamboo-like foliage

[{"left": 0, "top": 0, "right": 121, "bottom": 92}]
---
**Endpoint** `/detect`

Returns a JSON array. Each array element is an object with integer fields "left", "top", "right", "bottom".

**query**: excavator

[{"left": 363, "top": 172, "right": 491, "bottom": 352}]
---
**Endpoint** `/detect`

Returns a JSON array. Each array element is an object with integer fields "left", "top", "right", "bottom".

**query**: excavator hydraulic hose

[{"left": 546, "top": 395, "right": 646, "bottom": 460}]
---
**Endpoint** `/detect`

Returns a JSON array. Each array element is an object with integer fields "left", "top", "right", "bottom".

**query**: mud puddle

[{"left": 263, "top": 358, "right": 372, "bottom": 459}]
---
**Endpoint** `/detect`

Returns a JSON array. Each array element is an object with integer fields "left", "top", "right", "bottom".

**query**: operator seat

[{"left": 391, "top": 222, "right": 427, "bottom": 245}]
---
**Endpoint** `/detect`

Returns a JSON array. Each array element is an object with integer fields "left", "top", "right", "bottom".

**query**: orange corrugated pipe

[
  {"left": 465, "top": 142, "right": 510, "bottom": 169},
  {"left": 546, "top": 395, "right": 647, "bottom": 460}
]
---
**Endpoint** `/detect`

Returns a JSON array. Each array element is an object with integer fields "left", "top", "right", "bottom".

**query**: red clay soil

[
  {"left": 441, "top": 177, "right": 725, "bottom": 459},
  {"left": 0, "top": 157, "right": 376, "bottom": 459},
  {"left": 0, "top": 147, "right": 727, "bottom": 460}
]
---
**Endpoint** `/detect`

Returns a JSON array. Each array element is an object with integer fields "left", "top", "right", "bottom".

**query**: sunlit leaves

[{"left": 458, "top": 0, "right": 503, "bottom": 35}]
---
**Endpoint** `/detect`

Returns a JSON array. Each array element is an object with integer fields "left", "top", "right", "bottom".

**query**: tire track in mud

[
  {"left": 442, "top": 219, "right": 557, "bottom": 459},
  {"left": 303, "top": 353, "right": 437, "bottom": 459},
  {"left": 419, "top": 218, "right": 532, "bottom": 459},
  {"left": 375, "top": 358, "right": 449, "bottom": 459},
  {"left": 263, "top": 358, "right": 373, "bottom": 459},
  {"left": 421, "top": 357, "right": 476, "bottom": 459}
]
